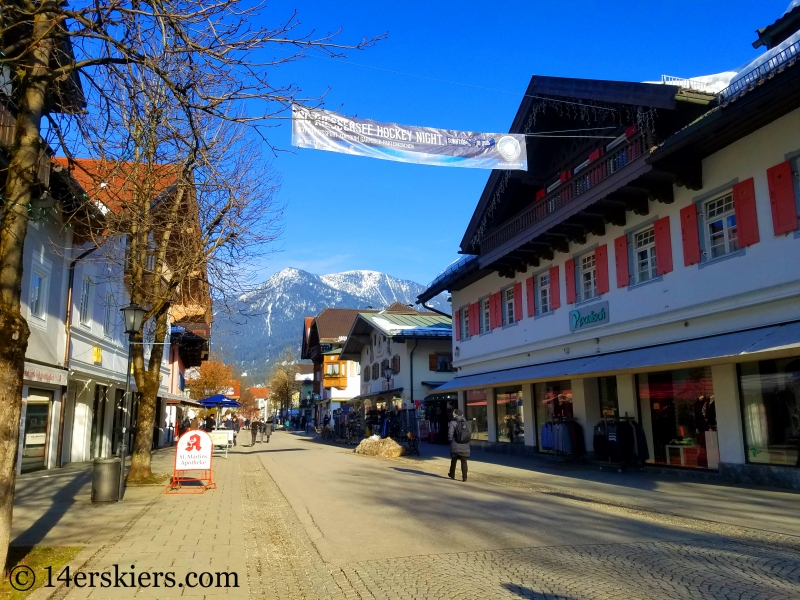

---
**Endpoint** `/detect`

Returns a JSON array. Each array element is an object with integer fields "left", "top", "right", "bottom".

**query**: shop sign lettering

[
  {"left": 569, "top": 301, "right": 610, "bottom": 332},
  {"left": 174, "top": 430, "right": 213, "bottom": 471},
  {"left": 23, "top": 362, "right": 68, "bottom": 386}
]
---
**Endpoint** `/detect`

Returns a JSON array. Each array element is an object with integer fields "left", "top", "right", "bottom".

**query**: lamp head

[{"left": 120, "top": 303, "right": 146, "bottom": 335}]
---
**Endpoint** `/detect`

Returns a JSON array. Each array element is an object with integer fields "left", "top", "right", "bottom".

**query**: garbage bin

[{"left": 92, "top": 457, "right": 121, "bottom": 503}]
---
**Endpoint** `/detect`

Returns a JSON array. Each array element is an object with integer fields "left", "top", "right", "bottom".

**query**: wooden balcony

[
  {"left": 480, "top": 132, "right": 649, "bottom": 256},
  {"left": 0, "top": 103, "right": 51, "bottom": 187}
]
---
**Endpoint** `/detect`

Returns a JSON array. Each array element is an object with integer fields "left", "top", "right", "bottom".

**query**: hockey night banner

[{"left": 292, "top": 105, "right": 527, "bottom": 171}]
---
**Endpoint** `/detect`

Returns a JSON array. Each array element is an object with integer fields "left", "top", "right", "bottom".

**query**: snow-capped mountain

[{"left": 212, "top": 268, "right": 449, "bottom": 379}]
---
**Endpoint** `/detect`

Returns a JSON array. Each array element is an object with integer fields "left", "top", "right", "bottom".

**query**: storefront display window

[
  {"left": 535, "top": 380, "right": 572, "bottom": 452},
  {"left": 636, "top": 367, "right": 716, "bottom": 469},
  {"left": 598, "top": 376, "right": 619, "bottom": 417},
  {"left": 466, "top": 389, "right": 488, "bottom": 441},
  {"left": 422, "top": 393, "right": 457, "bottom": 444},
  {"left": 21, "top": 389, "right": 53, "bottom": 473},
  {"left": 739, "top": 358, "right": 800, "bottom": 467},
  {"left": 496, "top": 386, "right": 524, "bottom": 443}
]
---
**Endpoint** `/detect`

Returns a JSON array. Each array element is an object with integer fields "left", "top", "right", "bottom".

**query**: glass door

[
  {"left": 90, "top": 385, "right": 108, "bottom": 459},
  {"left": 22, "top": 391, "right": 53, "bottom": 473}
]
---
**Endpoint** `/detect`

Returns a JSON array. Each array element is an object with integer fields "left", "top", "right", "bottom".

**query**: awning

[
  {"left": 349, "top": 387, "right": 404, "bottom": 402},
  {"left": 433, "top": 321, "right": 800, "bottom": 393},
  {"left": 160, "top": 392, "right": 202, "bottom": 406},
  {"left": 421, "top": 381, "right": 450, "bottom": 387}
]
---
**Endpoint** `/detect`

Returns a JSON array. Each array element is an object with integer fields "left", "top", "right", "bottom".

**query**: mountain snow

[{"left": 212, "top": 268, "right": 450, "bottom": 379}]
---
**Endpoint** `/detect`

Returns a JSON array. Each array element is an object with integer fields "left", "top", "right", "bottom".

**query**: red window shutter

[
  {"left": 564, "top": 259, "right": 576, "bottom": 304},
  {"left": 525, "top": 276, "right": 535, "bottom": 318},
  {"left": 625, "top": 125, "right": 637, "bottom": 138},
  {"left": 767, "top": 161, "right": 799, "bottom": 235},
  {"left": 488, "top": 293, "right": 497, "bottom": 330},
  {"left": 595, "top": 244, "right": 609, "bottom": 294},
  {"left": 733, "top": 178, "right": 760, "bottom": 247},
  {"left": 492, "top": 291, "right": 503, "bottom": 329},
  {"left": 469, "top": 303, "right": 478, "bottom": 336},
  {"left": 680, "top": 205, "right": 702, "bottom": 266},
  {"left": 654, "top": 216, "right": 674, "bottom": 275},
  {"left": 513, "top": 282, "right": 523, "bottom": 321},
  {"left": 614, "top": 235, "right": 629, "bottom": 288},
  {"left": 454, "top": 310, "right": 461, "bottom": 341},
  {"left": 535, "top": 188, "right": 545, "bottom": 201},
  {"left": 549, "top": 266, "right": 560, "bottom": 310},
  {"left": 428, "top": 354, "right": 437, "bottom": 371}
]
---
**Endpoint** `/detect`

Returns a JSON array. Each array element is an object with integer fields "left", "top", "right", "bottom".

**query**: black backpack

[{"left": 454, "top": 419, "right": 472, "bottom": 444}]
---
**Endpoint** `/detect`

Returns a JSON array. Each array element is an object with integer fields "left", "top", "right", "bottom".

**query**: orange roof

[
  {"left": 54, "top": 157, "right": 180, "bottom": 212},
  {"left": 249, "top": 387, "right": 269, "bottom": 398}
]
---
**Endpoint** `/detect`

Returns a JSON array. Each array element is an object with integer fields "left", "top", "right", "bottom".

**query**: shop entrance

[
  {"left": 90, "top": 385, "right": 108, "bottom": 459},
  {"left": 422, "top": 393, "right": 457, "bottom": 444},
  {"left": 637, "top": 367, "right": 718, "bottom": 469},
  {"left": 22, "top": 390, "right": 53, "bottom": 473}
]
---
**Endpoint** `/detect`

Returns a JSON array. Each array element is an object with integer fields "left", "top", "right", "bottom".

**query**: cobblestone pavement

[{"left": 242, "top": 443, "right": 800, "bottom": 600}]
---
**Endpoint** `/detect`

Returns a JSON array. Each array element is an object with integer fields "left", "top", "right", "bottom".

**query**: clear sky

[{"left": 252, "top": 0, "right": 788, "bottom": 287}]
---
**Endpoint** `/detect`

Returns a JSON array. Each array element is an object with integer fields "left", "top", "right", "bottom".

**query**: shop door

[
  {"left": 110, "top": 388, "right": 125, "bottom": 455},
  {"left": 90, "top": 385, "right": 108, "bottom": 459},
  {"left": 22, "top": 391, "right": 53, "bottom": 473}
]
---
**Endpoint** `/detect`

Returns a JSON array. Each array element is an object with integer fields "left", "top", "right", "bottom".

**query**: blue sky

[{"left": 254, "top": 0, "right": 788, "bottom": 287}]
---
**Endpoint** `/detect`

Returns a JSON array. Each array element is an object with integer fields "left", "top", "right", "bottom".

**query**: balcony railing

[
  {"left": 480, "top": 132, "right": 648, "bottom": 254},
  {"left": 719, "top": 38, "right": 800, "bottom": 101}
]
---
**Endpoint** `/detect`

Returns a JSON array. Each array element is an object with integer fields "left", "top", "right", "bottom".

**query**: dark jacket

[{"left": 448, "top": 416, "right": 471, "bottom": 456}]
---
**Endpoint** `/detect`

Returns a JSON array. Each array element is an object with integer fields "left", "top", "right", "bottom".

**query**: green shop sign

[{"left": 569, "top": 301, "right": 609, "bottom": 332}]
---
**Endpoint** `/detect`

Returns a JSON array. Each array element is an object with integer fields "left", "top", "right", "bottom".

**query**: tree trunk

[
  {"left": 127, "top": 309, "right": 170, "bottom": 481},
  {"left": 0, "top": 10, "right": 53, "bottom": 572}
]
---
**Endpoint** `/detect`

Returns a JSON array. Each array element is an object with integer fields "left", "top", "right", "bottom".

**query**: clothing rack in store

[
  {"left": 594, "top": 412, "right": 648, "bottom": 472},
  {"left": 546, "top": 416, "right": 586, "bottom": 463}
]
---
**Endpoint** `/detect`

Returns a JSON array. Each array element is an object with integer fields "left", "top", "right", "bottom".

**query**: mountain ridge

[{"left": 212, "top": 267, "right": 450, "bottom": 380}]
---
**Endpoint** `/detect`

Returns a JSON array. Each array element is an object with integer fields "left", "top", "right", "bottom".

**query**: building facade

[{"left": 419, "top": 7, "right": 800, "bottom": 488}]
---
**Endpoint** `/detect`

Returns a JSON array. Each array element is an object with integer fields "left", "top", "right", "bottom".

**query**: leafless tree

[
  {"left": 0, "top": 0, "right": 383, "bottom": 569},
  {"left": 268, "top": 348, "right": 300, "bottom": 423}
]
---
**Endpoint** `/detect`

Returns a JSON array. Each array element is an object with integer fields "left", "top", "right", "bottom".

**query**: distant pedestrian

[
  {"left": 205, "top": 414, "right": 216, "bottom": 431},
  {"left": 447, "top": 409, "right": 471, "bottom": 482},
  {"left": 261, "top": 420, "right": 272, "bottom": 443},
  {"left": 190, "top": 416, "right": 199, "bottom": 429},
  {"left": 300, "top": 415, "right": 307, "bottom": 433},
  {"left": 251, "top": 418, "right": 260, "bottom": 445}
]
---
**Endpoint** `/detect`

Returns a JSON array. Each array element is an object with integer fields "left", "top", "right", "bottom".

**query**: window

[
  {"left": 363, "top": 366, "right": 370, "bottom": 382},
  {"left": 103, "top": 292, "right": 114, "bottom": 337},
  {"left": 634, "top": 227, "right": 658, "bottom": 283},
  {"left": 466, "top": 389, "right": 489, "bottom": 441},
  {"left": 480, "top": 298, "right": 491, "bottom": 333},
  {"left": 496, "top": 386, "right": 524, "bottom": 444},
  {"left": 371, "top": 363, "right": 379, "bottom": 380},
  {"left": 29, "top": 272, "right": 45, "bottom": 319},
  {"left": 538, "top": 273, "right": 551, "bottom": 314},
  {"left": 79, "top": 278, "right": 92, "bottom": 325},
  {"left": 502, "top": 287, "right": 515, "bottom": 325},
  {"left": 705, "top": 193, "right": 738, "bottom": 258},
  {"left": 429, "top": 354, "right": 453, "bottom": 372},
  {"left": 391, "top": 355, "right": 400, "bottom": 374},
  {"left": 579, "top": 253, "right": 597, "bottom": 301},
  {"left": 739, "top": 358, "right": 800, "bottom": 467},
  {"left": 380, "top": 359, "right": 389, "bottom": 377},
  {"left": 325, "top": 363, "right": 340, "bottom": 377},
  {"left": 461, "top": 306, "right": 470, "bottom": 340}
]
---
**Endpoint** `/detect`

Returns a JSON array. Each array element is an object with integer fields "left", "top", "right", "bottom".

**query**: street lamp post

[{"left": 118, "top": 303, "right": 146, "bottom": 501}]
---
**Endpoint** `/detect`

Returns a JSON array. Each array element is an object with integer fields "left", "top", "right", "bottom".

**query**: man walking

[
  {"left": 251, "top": 417, "right": 260, "bottom": 446},
  {"left": 261, "top": 419, "right": 272, "bottom": 443},
  {"left": 447, "top": 409, "right": 471, "bottom": 482}
]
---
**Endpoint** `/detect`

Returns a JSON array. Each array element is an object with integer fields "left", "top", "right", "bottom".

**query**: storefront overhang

[
  {"left": 349, "top": 387, "right": 404, "bottom": 402},
  {"left": 160, "top": 392, "right": 201, "bottom": 407},
  {"left": 435, "top": 321, "right": 800, "bottom": 393}
]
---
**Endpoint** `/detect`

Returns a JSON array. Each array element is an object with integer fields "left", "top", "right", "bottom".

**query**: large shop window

[
  {"left": 496, "top": 386, "right": 524, "bottom": 444},
  {"left": 739, "top": 358, "right": 800, "bottom": 467},
  {"left": 535, "top": 380, "right": 573, "bottom": 452},
  {"left": 466, "top": 389, "right": 488, "bottom": 441},
  {"left": 637, "top": 367, "right": 718, "bottom": 469},
  {"left": 598, "top": 376, "right": 620, "bottom": 417}
]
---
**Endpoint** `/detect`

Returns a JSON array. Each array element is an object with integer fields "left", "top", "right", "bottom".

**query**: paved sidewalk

[{"left": 364, "top": 439, "right": 800, "bottom": 537}]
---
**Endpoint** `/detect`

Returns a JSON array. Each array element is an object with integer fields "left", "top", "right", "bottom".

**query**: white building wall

[{"left": 452, "top": 107, "right": 800, "bottom": 375}]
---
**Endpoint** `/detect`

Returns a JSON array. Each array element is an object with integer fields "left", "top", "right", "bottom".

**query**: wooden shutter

[
  {"left": 654, "top": 216, "right": 674, "bottom": 275},
  {"left": 767, "top": 161, "right": 799, "bottom": 235},
  {"left": 513, "top": 282, "right": 523, "bottom": 321},
  {"left": 614, "top": 235, "right": 629, "bottom": 288},
  {"left": 733, "top": 178, "right": 760, "bottom": 247},
  {"left": 549, "top": 266, "right": 560, "bottom": 310},
  {"left": 564, "top": 258, "right": 577, "bottom": 304},
  {"left": 595, "top": 244, "right": 609, "bottom": 294},
  {"left": 680, "top": 204, "right": 702, "bottom": 266},
  {"left": 428, "top": 354, "right": 438, "bottom": 371},
  {"left": 526, "top": 276, "right": 535, "bottom": 317},
  {"left": 454, "top": 309, "right": 461, "bottom": 341},
  {"left": 491, "top": 291, "right": 503, "bottom": 329},
  {"left": 469, "top": 303, "right": 479, "bottom": 336}
]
